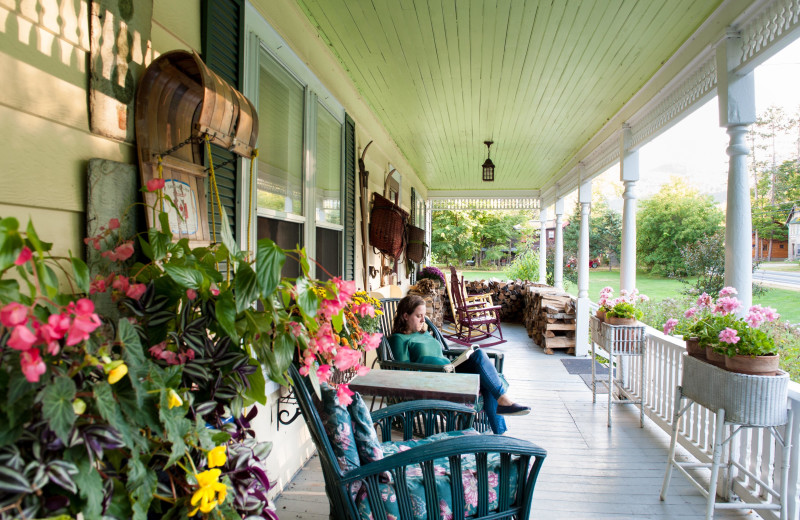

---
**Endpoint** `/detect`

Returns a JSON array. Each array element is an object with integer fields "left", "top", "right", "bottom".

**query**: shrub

[{"left": 506, "top": 249, "right": 540, "bottom": 281}]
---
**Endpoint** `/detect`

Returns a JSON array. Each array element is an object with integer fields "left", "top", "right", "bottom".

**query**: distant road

[{"left": 753, "top": 269, "right": 800, "bottom": 290}]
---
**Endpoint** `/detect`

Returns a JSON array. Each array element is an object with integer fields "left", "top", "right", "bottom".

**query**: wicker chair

[
  {"left": 289, "top": 363, "right": 547, "bottom": 519},
  {"left": 376, "top": 298, "right": 505, "bottom": 433}
]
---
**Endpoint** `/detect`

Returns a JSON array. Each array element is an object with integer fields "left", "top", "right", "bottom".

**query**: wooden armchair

[
  {"left": 289, "top": 363, "right": 547, "bottom": 519},
  {"left": 442, "top": 269, "right": 497, "bottom": 337},
  {"left": 446, "top": 266, "right": 506, "bottom": 347},
  {"left": 375, "top": 298, "right": 504, "bottom": 432}
]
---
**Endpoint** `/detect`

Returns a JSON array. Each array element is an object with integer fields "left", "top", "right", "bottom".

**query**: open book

[{"left": 443, "top": 346, "right": 478, "bottom": 372}]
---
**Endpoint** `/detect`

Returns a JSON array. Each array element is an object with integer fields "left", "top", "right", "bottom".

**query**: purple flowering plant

[
  {"left": 418, "top": 266, "right": 446, "bottom": 286},
  {"left": 662, "top": 287, "right": 780, "bottom": 357}
]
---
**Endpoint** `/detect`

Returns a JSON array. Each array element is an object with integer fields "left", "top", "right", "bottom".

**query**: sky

[{"left": 589, "top": 36, "right": 800, "bottom": 212}]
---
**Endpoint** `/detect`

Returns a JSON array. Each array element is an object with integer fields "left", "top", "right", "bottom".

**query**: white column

[
  {"left": 553, "top": 198, "right": 565, "bottom": 290},
  {"left": 425, "top": 204, "right": 433, "bottom": 266},
  {"left": 718, "top": 29, "right": 755, "bottom": 312},
  {"left": 576, "top": 178, "right": 592, "bottom": 357},
  {"left": 620, "top": 124, "right": 639, "bottom": 292},
  {"left": 539, "top": 207, "right": 548, "bottom": 285}
]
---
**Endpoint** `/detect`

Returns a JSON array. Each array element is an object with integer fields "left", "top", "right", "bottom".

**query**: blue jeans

[{"left": 456, "top": 349, "right": 507, "bottom": 434}]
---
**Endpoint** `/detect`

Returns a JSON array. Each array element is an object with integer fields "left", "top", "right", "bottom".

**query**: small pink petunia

[
  {"left": 20, "top": 348, "right": 46, "bottom": 383},
  {"left": 718, "top": 327, "right": 740, "bottom": 344},
  {"left": 663, "top": 318, "right": 678, "bottom": 335},
  {"left": 14, "top": 246, "right": 32, "bottom": 266},
  {"left": 0, "top": 302, "right": 29, "bottom": 328},
  {"left": 146, "top": 178, "right": 165, "bottom": 192},
  {"left": 186, "top": 289, "right": 198, "bottom": 301},
  {"left": 8, "top": 325, "right": 37, "bottom": 351}
]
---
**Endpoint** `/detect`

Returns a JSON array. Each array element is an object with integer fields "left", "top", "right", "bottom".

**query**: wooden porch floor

[{"left": 274, "top": 323, "right": 758, "bottom": 520}]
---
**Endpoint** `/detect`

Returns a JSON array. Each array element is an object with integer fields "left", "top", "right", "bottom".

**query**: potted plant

[
  {"left": 604, "top": 289, "right": 647, "bottom": 325},
  {"left": 418, "top": 266, "right": 446, "bottom": 288},
  {"left": 664, "top": 287, "right": 781, "bottom": 374},
  {"left": 596, "top": 286, "right": 614, "bottom": 322},
  {"left": 0, "top": 182, "right": 381, "bottom": 518}
]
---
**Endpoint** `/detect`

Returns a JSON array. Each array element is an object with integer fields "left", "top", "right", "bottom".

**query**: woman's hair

[{"left": 392, "top": 294, "right": 426, "bottom": 334}]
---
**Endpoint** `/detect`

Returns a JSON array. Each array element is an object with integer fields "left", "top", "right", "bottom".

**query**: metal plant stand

[
  {"left": 660, "top": 354, "right": 792, "bottom": 520},
  {"left": 590, "top": 316, "right": 647, "bottom": 427}
]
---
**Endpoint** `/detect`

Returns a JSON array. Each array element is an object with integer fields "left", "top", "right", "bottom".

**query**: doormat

[
  {"left": 579, "top": 374, "right": 609, "bottom": 393},
  {"left": 560, "top": 359, "right": 608, "bottom": 375}
]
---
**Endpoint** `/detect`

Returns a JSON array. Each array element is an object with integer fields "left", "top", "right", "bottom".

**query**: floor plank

[{"left": 274, "top": 323, "right": 760, "bottom": 519}]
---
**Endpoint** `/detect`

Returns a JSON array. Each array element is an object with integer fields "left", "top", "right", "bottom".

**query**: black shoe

[{"left": 497, "top": 403, "right": 531, "bottom": 416}]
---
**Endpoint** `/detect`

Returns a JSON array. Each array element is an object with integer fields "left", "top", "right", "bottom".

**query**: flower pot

[
  {"left": 705, "top": 346, "right": 726, "bottom": 367},
  {"left": 685, "top": 337, "right": 704, "bottom": 359},
  {"left": 724, "top": 354, "right": 780, "bottom": 376},
  {"left": 605, "top": 316, "right": 636, "bottom": 326},
  {"left": 596, "top": 309, "right": 606, "bottom": 322}
]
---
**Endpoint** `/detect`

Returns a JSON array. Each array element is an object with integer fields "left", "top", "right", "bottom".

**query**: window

[{"left": 246, "top": 7, "right": 347, "bottom": 279}]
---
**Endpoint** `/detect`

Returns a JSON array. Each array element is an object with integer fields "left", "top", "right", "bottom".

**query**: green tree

[
  {"left": 637, "top": 178, "right": 724, "bottom": 276},
  {"left": 430, "top": 210, "right": 479, "bottom": 266},
  {"left": 562, "top": 198, "right": 622, "bottom": 271}
]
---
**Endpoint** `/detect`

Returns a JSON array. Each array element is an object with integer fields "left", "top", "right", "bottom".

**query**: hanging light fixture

[{"left": 482, "top": 140, "right": 495, "bottom": 182}]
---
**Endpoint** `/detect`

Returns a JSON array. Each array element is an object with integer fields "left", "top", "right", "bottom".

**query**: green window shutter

[
  {"left": 343, "top": 114, "right": 356, "bottom": 281},
  {"left": 201, "top": 0, "right": 244, "bottom": 241}
]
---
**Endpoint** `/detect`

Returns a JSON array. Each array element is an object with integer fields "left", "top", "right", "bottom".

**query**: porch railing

[{"left": 613, "top": 325, "right": 800, "bottom": 520}]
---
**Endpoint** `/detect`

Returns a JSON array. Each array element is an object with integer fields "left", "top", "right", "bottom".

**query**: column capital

[
  {"left": 579, "top": 179, "right": 592, "bottom": 204},
  {"left": 554, "top": 198, "right": 565, "bottom": 216},
  {"left": 716, "top": 27, "right": 755, "bottom": 127}
]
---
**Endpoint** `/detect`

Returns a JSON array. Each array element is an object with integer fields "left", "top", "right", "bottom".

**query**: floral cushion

[
  {"left": 316, "top": 383, "right": 360, "bottom": 474},
  {"left": 348, "top": 393, "right": 384, "bottom": 465},
  {"left": 356, "top": 429, "right": 521, "bottom": 520}
]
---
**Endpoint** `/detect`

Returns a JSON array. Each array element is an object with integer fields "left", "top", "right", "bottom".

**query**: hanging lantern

[{"left": 482, "top": 140, "right": 495, "bottom": 182}]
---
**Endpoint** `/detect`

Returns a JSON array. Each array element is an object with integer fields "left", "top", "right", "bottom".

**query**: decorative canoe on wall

[{"left": 135, "top": 50, "right": 258, "bottom": 245}]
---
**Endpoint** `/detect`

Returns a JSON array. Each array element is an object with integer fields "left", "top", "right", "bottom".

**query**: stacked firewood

[
  {"left": 461, "top": 280, "right": 543, "bottom": 322},
  {"left": 524, "top": 286, "right": 577, "bottom": 354}
]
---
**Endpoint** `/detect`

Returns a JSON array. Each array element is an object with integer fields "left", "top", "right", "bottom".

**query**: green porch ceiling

[{"left": 294, "top": 0, "right": 725, "bottom": 192}]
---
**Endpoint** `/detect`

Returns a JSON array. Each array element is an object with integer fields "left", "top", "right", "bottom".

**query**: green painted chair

[
  {"left": 376, "top": 297, "right": 505, "bottom": 432},
  {"left": 289, "top": 363, "right": 547, "bottom": 520}
]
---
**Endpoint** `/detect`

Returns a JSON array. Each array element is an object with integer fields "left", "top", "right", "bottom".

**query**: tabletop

[{"left": 348, "top": 370, "right": 480, "bottom": 405}]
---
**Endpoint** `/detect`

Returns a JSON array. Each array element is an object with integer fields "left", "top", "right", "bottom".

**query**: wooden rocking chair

[
  {"left": 446, "top": 267, "right": 506, "bottom": 347},
  {"left": 442, "top": 269, "right": 497, "bottom": 337}
]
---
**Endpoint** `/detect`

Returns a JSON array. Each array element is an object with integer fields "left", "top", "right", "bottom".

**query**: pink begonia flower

[
  {"left": 112, "top": 275, "right": 130, "bottom": 293},
  {"left": 84, "top": 236, "right": 102, "bottom": 251},
  {"left": 37, "top": 314, "right": 69, "bottom": 355},
  {"left": 20, "top": 348, "right": 46, "bottom": 383},
  {"left": 356, "top": 365, "right": 370, "bottom": 376},
  {"left": 684, "top": 307, "right": 698, "bottom": 319},
  {"left": 210, "top": 286, "right": 220, "bottom": 296},
  {"left": 318, "top": 298, "right": 344, "bottom": 320},
  {"left": 89, "top": 276, "right": 108, "bottom": 294},
  {"left": 146, "top": 178, "right": 165, "bottom": 192},
  {"left": 113, "top": 242, "right": 135, "bottom": 262},
  {"left": 336, "top": 384, "right": 354, "bottom": 407},
  {"left": 361, "top": 332, "right": 382, "bottom": 352},
  {"left": 352, "top": 302, "right": 375, "bottom": 318},
  {"left": 287, "top": 321, "right": 304, "bottom": 337},
  {"left": 65, "top": 299, "right": 101, "bottom": 346},
  {"left": 149, "top": 341, "right": 167, "bottom": 357},
  {"left": 714, "top": 296, "right": 741, "bottom": 315},
  {"left": 334, "top": 348, "right": 362, "bottom": 371},
  {"left": 332, "top": 277, "right": 357, "bottom": 303},
  {"left": 663, "top": 318, "right": 678, "bottom": 335},
  {"left": 125, "top": 284, "right": 146, "bottom": 301},
  {"left": 299, "top": 364, "right": 310, "bottom": 376},
  {"left": 719, "top": 286, "right": 738, "bottom": 297},
  {"left": 8, "top": 325, "right": 37, "bottom": 351},
  {"left": 14, "top": 246, "right": 32, "bottom": 266},
  {"left": 186, "top": 289, "right": 198, "bottom": 301},
  {"left": 108, "top": 218, "right": 120, "bottom": 230},
  {"left": 317, "top": 364, "right": 332, "bottom": 383},
  {"left": 0, "top": 302, "right": 29, "bottom": 327},
  {"left": 719, "top": 327, "right": 740, "bottom": 344},
  {"left": 313, "top": 323, "right": 337, "bottom": 354},
  {"left": 696, "top": 292, "right": 713, "bottom": 309}
]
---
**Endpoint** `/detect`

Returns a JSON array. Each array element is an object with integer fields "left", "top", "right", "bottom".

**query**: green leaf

[
  {"left": 148, "top": 227, "right": 169, "bottom": 262},
  {"left": 127, "top": 456, "right": 157, "bottom": 520},
  {"left": 40, "top": 376, "right": 76, "bottom": 443},
  {"left": 265, "top": 331, "right": 294, "bottom": 384},
  {"left": 39, "top": 263, "right": 60, "bottom": 300},
  {"left": 295, "top": 277, "right": 319, "bottom": 319},
  {"left": 211, "top": 431, "right": 232, "bottom": 444},
  {"left": 73, "top": 458, "right": 104, "bottom": 519},
  {"left": 138, "top": 234, "right": 153, "bottom": 260},
  {"left": 255, "top": 238, "right": 285, "bottom": 297},
  {"left": 331, "top": 310, "right": 344, "bottom": 333},
  {"left": 215, "top": 290, "right": 239, "bottom": 342},
  {"left": 299, "top": 246, "right": 311, "bottom": 276},
  {"left": 94, "top": 381, "right": 136, "bottom": 450},
  {"left": 234, "top": 263, "right": 259, "bottom": 313},
  {"left": 0, "top": 279, "right": 20, "bottom": 304},
  {"left": 119, "top": 319, "right": 146, "bottom": 405},
  {"left": 243, "top": 359, "right": 267, "bottom": 405},
  {"left": 163, "top": 264, "right": 204, "bottom": 289},
  {"left": 158, "top": 211, "right": 173, "bottom": 239},
  {"left": 0, "top": 466, "right": 31, "bottom": 494},
  {"left": 0, "top": 218, "right": 22, "bottom": 271},
  {"left": 70, "top": 254, "right": 90, "bottom": 294},
  {"left": 157, "top": 387, "right": 192, "bottom": 468},
  {"left": 219, "top": 207, "right": 240, "bottom": 262}
]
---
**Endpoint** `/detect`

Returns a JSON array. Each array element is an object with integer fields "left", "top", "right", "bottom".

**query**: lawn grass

[
  {"left": 454, "top": 266, "right": 800, "bottom": 324},
  {"left": 758, "top": 261, "right": 800, "bottom": 272}
]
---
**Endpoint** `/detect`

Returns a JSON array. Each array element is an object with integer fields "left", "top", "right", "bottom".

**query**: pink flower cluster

[
  {"left": 745, "top": 304, "right": 779, "bottom": 328},
  {"left": 598, "top": 286, "right": 614, "bottom": 308},
  {"left": 90, "top": 273, "right": 146, "bottom": 302},
  {"left": 714, "top": 296, "right": 741, "bottom": 316},
  {"left": 148, "top": 341, "right": 196, "bottom": 365},
  {"left": 718, "top": 327, "right": 740, "bottom": 344},
  {"left": 0, "top": 298, "right": 101, "bottom": 382},
  {"left": 663, "top": 318, "right": 678, "bottom": 335},
  {"left": 295, "top": 278, "right": 382, "bottom": 406}
]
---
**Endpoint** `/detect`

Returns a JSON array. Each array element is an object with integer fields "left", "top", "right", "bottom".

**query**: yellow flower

[
  {"left": 167, "top": 389, "right": 183, "bottom": 409},
  {"left": 72, "top": 398, "right": 86, "bottom": 415},
  {"left": 107, "top": 363, "right": 128, "bottom": 384},
  {"left": 189, "top": 468, "right": 228, "bottom": 516},
  {"left": 208, "top": 446, "right": 227, "bottom": 468}
]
